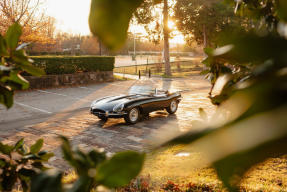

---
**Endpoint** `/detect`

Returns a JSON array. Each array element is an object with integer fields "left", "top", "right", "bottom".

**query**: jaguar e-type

[{"left": 90, "top": 85, "right": 182, "bottom": 124}]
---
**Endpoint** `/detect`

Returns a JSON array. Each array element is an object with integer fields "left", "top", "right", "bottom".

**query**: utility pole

[
  {"left": 99, "top": 38, "right": 102, "bottom": 56},
  {"left": 163, "top": 0, "right": 171, "bottom": 76},
  {"left": 134, "top": 33, "right": 136, "bottom": 58}
]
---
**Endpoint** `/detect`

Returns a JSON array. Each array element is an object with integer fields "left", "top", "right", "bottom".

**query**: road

[
  {"left": 0, "top": 75, "right": 214, "bottom": 169},
  {"left": 115, "top": 55, "right": 202, "bottom": 67}
]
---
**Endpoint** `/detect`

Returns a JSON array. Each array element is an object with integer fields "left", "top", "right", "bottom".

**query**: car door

[
  {"left": 141, "top": 98, "right": 159, "bottom": 113},
  {"left": 151, "top": 95, "right": 168, "bottom": 111}
]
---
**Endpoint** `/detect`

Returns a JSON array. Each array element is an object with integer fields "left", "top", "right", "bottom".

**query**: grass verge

[
  {"left": 113, "top": 74, "right": 133, "bottom": 81},
  {"left": 122, "top": 145, "right": 287, "bottom": 192}
]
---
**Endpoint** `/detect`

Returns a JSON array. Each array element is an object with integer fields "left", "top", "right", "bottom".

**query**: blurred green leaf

[
  {"left": 38, "top": 151, "right": 54, "bottom": 161},
  {"left": 204, "top": 47, "right": 214, "bottom": 56},
  {"left": 89, "top": 0, "right": 142, "bottom": 50},
  {"left": 23, "top": 154, "right": 40, "bottom": 161},
  {"left": 214, "top": 135, "right": 287, "bottom": 191},
  {"left": 30, "top": 139, "right": 44, "bottom": 154},
  {"left": 0, "top": 35, "right": 8, "bottom": 56},
  {"left": 277, "top": 0, "right": 287, "bottom": 22},
  {"left": 0, "top": 86, "right": 13, "bottom": 108},
  {"left": 202, "top": 58, "right": 213, "bottom": 68},
  {"left": 19, "top": 168, "right": 37, "bottom": 178},
  {"left": 60, "top": 136, "right": 77, "bottom": 167},
  {"left": 2, "top": 167, "right": 18, "bottom": 191},
  {"left": 0, "top": 142, "right": 13, "bottom": 155},
  {"left": 2, "top": 72, "right": 29, "bottom": 90},
  {"left": 13, "top": 51, "right": 44, "bottom": 76},
  {"left": 159, "top": 128, "right": 216, "bottom": 148},
  {"left": 68, "top": 175, "right": 93, "bottom": 192},
  {"left": 200, "top": 69, "right": 210, "bottom": 75},
  {"left": 214, "top": 31, "right": 287, "bottom": 66},
  {"left": 19, "top": 175, "right": 29, "bottom": 192},
  {"left": 96, "top": 151, "right": 145, "bottom": 187},
  {"left": 73, "top": 149, "right": 91, "bottom": 174},
  {"left": 14, "top": 138, "right": 24, "bottom": 151},
  {"left": 0, "top": 159, "right": 5, "bottom": 167},
  {"left": 5, "top": 23, "right": 22, "bottom": 50},
  {"left": 20, "top": 62, "right": 45, "bottom": 76},
  {"left": 31, "top": 170, "right": 63, "bottom": 192},
  {"left": 31, "top": 162, "right": 47, "bottom": 171},
  {"left": 88, "top": 150, "right": 106, "bottom": 167}
]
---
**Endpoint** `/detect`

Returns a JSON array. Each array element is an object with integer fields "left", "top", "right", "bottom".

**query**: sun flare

[
  {"left": 45, "top": 0, "right": 185, "bottom": 44},
  {"left": 168, "top": 20, "right": 176, "bottom": 29}
]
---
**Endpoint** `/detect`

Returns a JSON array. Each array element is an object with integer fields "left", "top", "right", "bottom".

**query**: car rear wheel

[
  {"left": 166, "top": 99, "right": 178, "bottom": 114},
  {"left": 124, "top": 107, "right": 140, "bottom": 124}
]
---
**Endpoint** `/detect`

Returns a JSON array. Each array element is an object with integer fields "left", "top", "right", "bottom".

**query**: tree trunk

[
  {"left": 99, "top": 39, "right": 102, "bottom": 56},
  {"left": 163, "top": 0, "right": 171, "bottom": 76},
  {"left": 203, "top": 24, "right": 207, "bottom": 48}
]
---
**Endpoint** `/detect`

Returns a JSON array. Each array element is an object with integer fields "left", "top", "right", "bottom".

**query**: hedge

[{"left": 30, "top": 56, "right": 115, "bottom": 75}]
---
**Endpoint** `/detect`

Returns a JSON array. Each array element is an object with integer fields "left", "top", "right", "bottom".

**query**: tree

[
  {"left": 163, "top": 0, "right": 171, "bottom": 76},
  {"left": 174, "top": 0, "right": 245, "bottom": 47},
  {"left": 135, "top": 0, "right": 171, "bottom": 75},
  {"left": 0, "top": 0, "right": 56, "bottom": 43},
  {"left": 81, "top": 36, "right": 100, "bottom": 55}
]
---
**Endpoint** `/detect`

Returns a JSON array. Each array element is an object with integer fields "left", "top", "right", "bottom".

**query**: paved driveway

[{"left": 0, "top": 75, "right": 214, "bottom": 169}]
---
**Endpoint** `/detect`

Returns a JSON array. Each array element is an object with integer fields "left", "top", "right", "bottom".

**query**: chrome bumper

[{"left": 90, "top": 108, "right": 127, "bottom": 118}]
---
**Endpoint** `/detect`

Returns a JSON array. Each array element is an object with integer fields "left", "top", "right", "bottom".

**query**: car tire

[
  {"left": 124, "top": 107, "right": 140, "bottom": 124},
  {"left": 98, "top": 116, "right": 108, "bottom": 121},
  {"left": 166, "top": 99, "right": 178, "bottom": 114}
]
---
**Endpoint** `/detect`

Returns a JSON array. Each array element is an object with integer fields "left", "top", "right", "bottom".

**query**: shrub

[
  {"left": 31, "top": 136, "right": 145, "bottom": 192},
  {"left": 0, "top": 138, "right": 54, "bottom": 192},
  {"left": 31, "top": 56, "right": 115, "bottom": 75},
  {"left": 0, "top": 136, "right": 145, "bottom": 192}
]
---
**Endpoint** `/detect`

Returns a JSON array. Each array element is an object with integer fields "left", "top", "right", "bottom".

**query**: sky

[
  {"left": 45, "top": 0, "right": 185, "bottom": 44},
  {"left": 46, "top": 0, "right": 91, "bottom": 35}
]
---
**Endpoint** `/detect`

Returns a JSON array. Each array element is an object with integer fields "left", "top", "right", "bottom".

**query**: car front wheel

[
  {"left": 98, "top": 116, "right": 108, "bottom": 121},
  {"left": 166, "top": 99, "right": 178, "bottom": 114},
  {"left": 124, "top": 107, "right": 140, "bottom": 124}
]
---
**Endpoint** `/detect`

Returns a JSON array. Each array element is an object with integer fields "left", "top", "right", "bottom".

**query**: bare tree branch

[{"left": 0, "top": 0, "right": 55, "bottom": 43}]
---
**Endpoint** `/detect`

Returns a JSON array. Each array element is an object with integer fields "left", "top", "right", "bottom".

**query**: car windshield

[{"left": 129, "top": 85, "right": 155, "bottom": 95}]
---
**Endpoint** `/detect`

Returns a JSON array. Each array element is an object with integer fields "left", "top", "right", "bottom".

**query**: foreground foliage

[
  {"left": 0, "top": 23, "right": 44, "bottom": 109},
  {"left": 0, "top": 23, "right": 144, "bottom": 192},
  {"left": 0, "top": 137, "right": 145, "bottom": 192},
  {"left": 31, "top": 137, "right": 145, "bottom": 192},
  {"left": 0, "top": 139, "right": 53, "bottom": 192},
  {"left": 89, "top": 0, "right": 287, "bottom": 191}
]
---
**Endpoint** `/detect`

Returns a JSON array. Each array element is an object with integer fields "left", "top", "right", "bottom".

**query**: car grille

[{"left": 92, "top": 109, "right": 105, "bottom": 114}]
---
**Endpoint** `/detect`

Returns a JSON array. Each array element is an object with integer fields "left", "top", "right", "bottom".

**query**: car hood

[{"left": 91, "top": 94, "right": 151, "bottom": 112}]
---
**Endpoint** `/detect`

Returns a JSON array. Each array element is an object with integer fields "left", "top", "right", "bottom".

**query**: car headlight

[{"left": 113, "top": 103, "right": 124, "bottom": 112}]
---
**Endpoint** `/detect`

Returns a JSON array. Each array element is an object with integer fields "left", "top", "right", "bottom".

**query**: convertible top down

[{"left": 90, "top": 85, "right": 182, "bottom": 124}]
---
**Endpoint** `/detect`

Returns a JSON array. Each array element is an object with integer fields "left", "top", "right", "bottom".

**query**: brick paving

[{"left": 0, "top": 76, "right": 215, "bottom": 170}]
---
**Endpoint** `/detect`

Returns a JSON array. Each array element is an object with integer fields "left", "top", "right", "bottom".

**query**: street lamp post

[
  {"left": 132, "top": 32, "right": 143, "bottom": 74},
  {"left": 133, "top": 33, "right": 136, "bottom": 59}
]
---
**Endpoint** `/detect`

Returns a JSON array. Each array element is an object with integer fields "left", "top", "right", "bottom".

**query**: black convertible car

[{"left": 90, "top": 85, "right": 182, "bottom": 124}]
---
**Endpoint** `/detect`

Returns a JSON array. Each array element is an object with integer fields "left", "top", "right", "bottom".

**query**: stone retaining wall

[{"left": 25, "top": 71, "right": 114, "bottom": 89}]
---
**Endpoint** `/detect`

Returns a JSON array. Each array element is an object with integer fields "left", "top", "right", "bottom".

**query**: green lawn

[{"left": 137, "top": 145, "right": 287, "bottom": 191}]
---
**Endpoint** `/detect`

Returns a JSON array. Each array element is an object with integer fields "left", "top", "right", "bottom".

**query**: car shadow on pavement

[{"left": 91, "top": 110, "right": 177, "bottom": 129}]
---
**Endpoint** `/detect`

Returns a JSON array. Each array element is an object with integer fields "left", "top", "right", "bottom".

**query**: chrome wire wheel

[
  {"left": 129, "top": 108, "right": 139, "bottom": 122},
  {"left": 170, "top": 100, "right": 177, "bottom": 112},
  {"left": 166, "top": 100, "right": 178, "bottom": 114}
]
